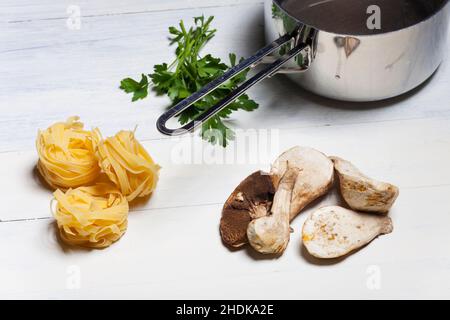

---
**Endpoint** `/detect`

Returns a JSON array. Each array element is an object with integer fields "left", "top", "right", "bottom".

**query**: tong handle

[{"left": 156, "top": 31, "right": 306, "bottom": 136}]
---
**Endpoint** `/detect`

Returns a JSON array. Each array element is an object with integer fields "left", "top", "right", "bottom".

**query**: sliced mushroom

[
  {"left": 271, "top": 146, "right": 334, "bottom": 220},
  {"left": 247, "top": 168, "right": 300, "bottom": 254},
  {"left": 331, "top": 157, "right": 399, "bottom": 214},
  {"left": 221, "top": 147, "right": 334, "bottom": 251},
  {"left": 220, "top": 171, "right": 275, "bottom": 248},
  {"left": 302, "top": 206, "right": 393, "bottom": 259}
]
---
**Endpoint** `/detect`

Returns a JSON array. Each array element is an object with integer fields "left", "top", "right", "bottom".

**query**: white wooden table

[{"left": 1, "top": 0, "right": 450, "bottom": 300}]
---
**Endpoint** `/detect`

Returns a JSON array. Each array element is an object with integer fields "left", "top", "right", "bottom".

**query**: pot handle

[{"left": 156, "top": 30, "right": 310, "bottom": 136}]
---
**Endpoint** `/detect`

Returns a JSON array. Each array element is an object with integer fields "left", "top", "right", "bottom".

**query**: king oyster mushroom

[
  {"left": 246, "top": 146, "right": 335, "bottom": 254},
  {"left": 220, "top": 171, "right": 275, "bottom": 248},
  {"left": 271, "top": 146, "right": 335, "bottom": 220},
  {"left": 331, "top": 156, "right": 399, "bottom": 214},
  {"left": 302, "top": 206, "right": 393, "bottom": 259}
]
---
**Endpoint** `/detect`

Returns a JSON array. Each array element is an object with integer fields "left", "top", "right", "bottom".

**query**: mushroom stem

[
  {"left": 272, "top": 168, "right": 298, "bottom": 219},
  {"left": 270, "top": 146, "right": 334, "bottom": 220},
  {"left": 246, "top": 168, "right": 300, "bottom": 254}
]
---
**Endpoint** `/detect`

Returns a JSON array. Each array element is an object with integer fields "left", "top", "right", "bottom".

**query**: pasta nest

[
  {"left": 95, "top": 129, "right": 160, "bottom": 202},
  {"left": 53, "top": 183, "right": 129, "bottom": 248},
  {"left": 36, "top": 116, "right": 100, "bottom": 190}
]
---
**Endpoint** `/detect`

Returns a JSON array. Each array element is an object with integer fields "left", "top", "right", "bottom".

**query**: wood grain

[
  {"left": 1, "top": 0, "right": 450, "bottom": 299},
  {"left": 1, "top": 183, "right": 449, "bottom": 299},
  {"left": 2, "top": 117, "right": 450, "bottom": 221},
  {"left": 1, "top": 0, "right": 263, "bottom": 22},
  {"left": 1, "top": 1, "right": 449, "bottom": 152}
]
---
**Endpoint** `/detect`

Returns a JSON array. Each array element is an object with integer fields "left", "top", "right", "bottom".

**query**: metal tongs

[{"left": 156, "top": 26, "right": 316, "bottom": 136}]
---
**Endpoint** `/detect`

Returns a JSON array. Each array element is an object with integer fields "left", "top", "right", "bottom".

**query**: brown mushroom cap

[
  {"left": 247, "top": 168, "right": 300, "bottom": 254},
  {"left": 220, "top": 171, "right": 275, "bottom": 248}
]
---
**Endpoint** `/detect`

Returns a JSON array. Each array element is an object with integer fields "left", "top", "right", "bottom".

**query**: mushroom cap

[
  {"left": 220, "top": 171, "right": 275, "bottom": 248},
  {"left": 302, "top": 206, "right": 393, "bottom": 259},
  {"left": 270, "top": 146, "right": 334, "bottom": 219},
  {"left": 331, "top": 156, "right": 399, "bottom": 214}
]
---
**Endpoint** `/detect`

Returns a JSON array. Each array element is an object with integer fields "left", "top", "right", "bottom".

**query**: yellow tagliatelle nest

[
  {"left": 95, "top": 130, "right": 160, "bottom": 202},
  {"left": 38, "top": 118, "right": 160, "bottom": 249},
  {"left": 53, "top": 183, "right": 129, "bottom": 248},
  {"left": 36, "top": 116, "right": 100, "bottom": 190}
]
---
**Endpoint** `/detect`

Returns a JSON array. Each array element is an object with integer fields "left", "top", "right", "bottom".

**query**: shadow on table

[
  {"left": 299, "top": 244, "right": 368, "bottom": 266},
  {"left": 45, "top": 221, "right": 93, "bottom": 253},
  {"left": 257, "top": 65, "right": 438, "bottom": 115},
  {"left": 32, "top": 164, "right": 53, "bottom": 192}
]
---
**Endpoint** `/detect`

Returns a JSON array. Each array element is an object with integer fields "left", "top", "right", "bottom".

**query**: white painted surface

[{"left": 1, "top": 0, "right": 450, "bottom": 299}]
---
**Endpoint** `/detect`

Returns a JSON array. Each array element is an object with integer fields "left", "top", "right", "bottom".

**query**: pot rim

[{"left": 272, "top": 0, "right": 450, "bottom": 37}]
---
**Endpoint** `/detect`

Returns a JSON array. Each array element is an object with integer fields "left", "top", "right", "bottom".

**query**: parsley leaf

[
  {"left": 120, "top": 74, "right": 149, "bottom": 102},
  {"left": 120, "top": 16, "right": 259, "bottom": 147}
]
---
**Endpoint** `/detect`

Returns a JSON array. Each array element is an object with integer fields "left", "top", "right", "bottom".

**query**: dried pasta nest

[
  {"left": 36, "top": 116, "right": 100, "bottom": 190},
  {"left": 95, "top": 129, "right": 161, "bottom": 202},
  {"left": 53, "top": 183, "right": 129, "bottom": 249},
  {"left": 37, "top": 117, "right": 161, "bottom": 249}
]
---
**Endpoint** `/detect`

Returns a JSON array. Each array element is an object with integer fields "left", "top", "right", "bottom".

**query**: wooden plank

[
  {"left": 0, "top": 4, "right": 266, "bottom": 152},
  {"left": 1, "top": 3, "right": 449, "bottom": 152},
  {"left": 1, "top": 117, "right": 450, "bottom": 221},
  {"left": 1, "top": 183, "right": 449, "bottom": 299},
  {"left": 2, "top": 0, "right": 450, "bottom": 301},
  {"left": 1, "top": 0, "right": 263, "bottom": 22}
]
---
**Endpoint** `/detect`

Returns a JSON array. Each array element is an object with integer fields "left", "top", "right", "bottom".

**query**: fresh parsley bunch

[{"left": 120, "top": 16, "right": 258, "bottom": 147}]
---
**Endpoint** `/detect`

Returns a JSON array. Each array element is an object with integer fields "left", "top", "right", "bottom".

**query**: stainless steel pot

[{"left": 157, "top": 0, "right": 449, "bottom": 135}]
